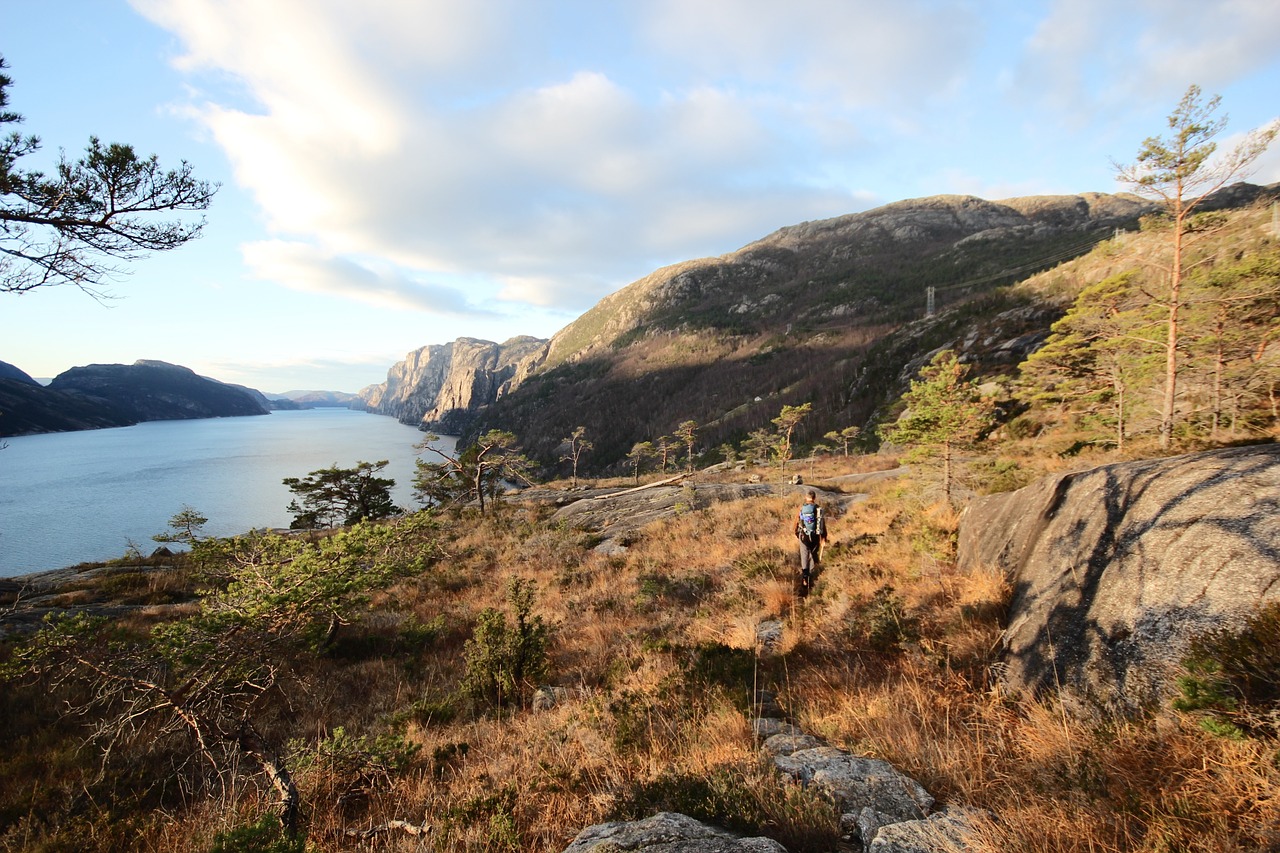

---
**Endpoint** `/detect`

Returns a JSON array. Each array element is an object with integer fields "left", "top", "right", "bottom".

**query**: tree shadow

[{"left": 1001, "top": 443, "right": 1280, "bottom": 713}]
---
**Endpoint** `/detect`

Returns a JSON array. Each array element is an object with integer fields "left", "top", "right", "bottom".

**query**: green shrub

[
  {"left": 290, "top": 726, "right": 420, "bottom": 807},
  {"left": 1174, "top": 603, "right": 1280, "bottom": 738},
  {"left": 684, "top": 642, "right": 757, "bottom": 697},
  {"left": 970, "top": 456, "right": 1036, "bottom": 494},
  {"left": 857, "top": 585, "right": 919, "bottom": 652},
  {"left": 209, "top": 813, "right": 305, "bottom": 853},
  {"left": 461, "top": 577, "right": 551, "bottom": 708}
]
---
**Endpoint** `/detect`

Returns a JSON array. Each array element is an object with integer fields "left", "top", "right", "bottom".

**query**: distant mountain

[
  {"left": 269, "top": 390, "right": 362, "bottom": 408},
  {"left": 0, "top": 360, "right": 271, "bottom": 437},
  {"left": 0, "top": 377, "right": 138, "bottom": 436},
  {"left": 0, "top": 360, "right": 40, "bottom": 386}
]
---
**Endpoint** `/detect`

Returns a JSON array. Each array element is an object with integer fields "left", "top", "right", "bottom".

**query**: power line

[{"left": 928, "top": 230, "right": 1113, "bottom": 296}]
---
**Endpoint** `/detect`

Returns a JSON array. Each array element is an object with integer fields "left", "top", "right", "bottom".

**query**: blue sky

[{"left": 3, "top": 0, "right": 1279, "bottom": 394}]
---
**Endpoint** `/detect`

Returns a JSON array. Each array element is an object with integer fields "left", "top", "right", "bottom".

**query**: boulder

[
  {"left": 560, "top": 811, "right": 787, "bottom": 852},
  {"left": 958, "top": 443, "right": 1280, "bottom": 714},
  {"left": 771, "top": 747, "right": 934, "bottom": 823},
  {"left": 752, "top": 718, "right": 803, "bottom": 739},
  {"left": 867, "top": 805, "right": 989, "bottom": 852},
  {"left": 760, "top": 732, "right": 825, "bottom": 757}
]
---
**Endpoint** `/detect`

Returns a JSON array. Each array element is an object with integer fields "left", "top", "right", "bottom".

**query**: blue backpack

[{"left": 798, "top": 503, "right": 824, "bottom": 542}]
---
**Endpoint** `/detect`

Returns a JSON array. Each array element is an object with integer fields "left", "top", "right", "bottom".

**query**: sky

[{"left": 2, "top": 1, "right": 1279, "bottom": 394}]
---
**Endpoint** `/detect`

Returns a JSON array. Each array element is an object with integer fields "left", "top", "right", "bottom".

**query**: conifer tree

[
  {"left": 0, "top": 56, "right": 217, "bottom": 296},
  {"left": 880, "top": 351, "right": 995, "bottom": 504},
  {"left": 626, "top": 441, "right": 654, "bottom": 484},
  {"left": 414, "top": 431, "right": 533, "bottom": 514},
  {"left": 674, "top": 419, "right": 698, "bottom": 473},
  {"left": 824, "top": 426, "right": 861, "bottom": 457},
  {"left": 771, "top": 403, "right": 812, "bottom": 463},
  {"left": 283, "top": 460, "right": 398, "bottom": 530},
  {"left": 1114, "top": 84, "right": 1277, "bottom": 448},
  {"left": 1019, "top": 272, "right": 1159, "bottom": 452},
  {"left": 558, "top": 426, "right": 592, "bottom": 488}
]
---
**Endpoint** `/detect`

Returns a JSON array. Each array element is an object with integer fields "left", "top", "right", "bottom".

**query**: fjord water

[{"left": 0, "top": 409, "right": 451, "bottom": 577}]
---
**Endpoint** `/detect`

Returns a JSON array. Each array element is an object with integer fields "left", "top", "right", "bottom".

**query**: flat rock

[
  {"left": 772, "top": 747, "right": 933, "bottom": 822},
  {"left": 867, "top": 806, "right": 989, "bottom": 852},
  {"left": 761, "top": 732, "right": 825, "bottom": 757},
  {"left": 560, "top": 811, "right": 788, "bottom": 852}
]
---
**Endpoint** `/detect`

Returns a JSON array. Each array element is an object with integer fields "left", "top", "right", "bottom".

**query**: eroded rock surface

[
  {"left": 560, "top": 811, "right": 788, "bottom": 852},
  {"left": 958, "top": 443, "right": 1280, "bottom": 714}
]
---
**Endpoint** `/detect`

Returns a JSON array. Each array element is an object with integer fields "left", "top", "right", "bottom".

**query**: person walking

[{"left": 794, "top": 489, "right": 827, "bottom": 590}]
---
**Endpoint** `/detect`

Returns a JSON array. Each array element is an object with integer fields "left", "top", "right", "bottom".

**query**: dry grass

[{"left": 3, "top": 463, "right": 1277, "bottom": 852}]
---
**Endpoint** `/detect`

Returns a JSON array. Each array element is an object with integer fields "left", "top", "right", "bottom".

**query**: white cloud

[
  {"left": 1012, "top": 0, "right": 1280, "bottom": 124},
  {"left": 640, "top": 0, "right": 979, "bottom": 108},
  {"left": 123, "top": 0, "right": 1280, "bottom": 325},
  {"left": 241, "top": 240, "right": 497, "bottom": 316}
]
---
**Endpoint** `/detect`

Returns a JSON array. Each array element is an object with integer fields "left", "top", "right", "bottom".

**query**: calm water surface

[{"left": 0, "top": 409, "right": 452, "bottom": 576}]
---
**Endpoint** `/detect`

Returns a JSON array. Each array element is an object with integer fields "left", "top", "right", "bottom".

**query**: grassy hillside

[{"left": 2, "top": 453, "right": 1276, "bottom": 851}]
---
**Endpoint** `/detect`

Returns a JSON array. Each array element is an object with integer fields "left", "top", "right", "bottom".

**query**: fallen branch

[
  {"left": 344, "top": 819, "right": 432, "bottom": 840},
  {"left": 591, "top": 472, "right": 689, "bottom": 500}
]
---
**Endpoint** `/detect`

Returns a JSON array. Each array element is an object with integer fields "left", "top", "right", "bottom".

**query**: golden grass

[{"left": 3, "top": 463, "right": 1277, "bottom": 852}]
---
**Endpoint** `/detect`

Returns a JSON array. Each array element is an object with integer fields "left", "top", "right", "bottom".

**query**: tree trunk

[
  {"left": 238, "top": 729, "right": 301, "bottom": 836},
  {"left": 1159, "top": 191, "right": 1193, "bottom": 450},
  {"left": 1114, "top": 372, "right": 1126, "bottom": 454},
  {"left": 942, "top": 440, "right": 953, "bottom": 505},
  {"left": 1160, "top": 225, "right": 1183, "bottom": 450}
]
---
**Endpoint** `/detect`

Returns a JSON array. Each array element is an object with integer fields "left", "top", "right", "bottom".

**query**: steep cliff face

[
  {"left": 957, "top": 443, "right": 1280, "bottom": 716},
  {"left": 360, "top": 336, "right": 547, "bottom": 432}
]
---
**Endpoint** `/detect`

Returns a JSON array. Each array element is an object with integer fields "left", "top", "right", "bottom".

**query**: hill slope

[{"left": 470, "top": 191, "right": 1155, "bottom": 468}]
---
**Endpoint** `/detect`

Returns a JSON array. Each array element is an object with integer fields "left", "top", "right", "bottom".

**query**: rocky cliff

[
  {"left": 957, "top": 443, "right": 1280, "bottom": 716},
  {"left": 359, "top": 336, "right": 548, "bottom": 432}
]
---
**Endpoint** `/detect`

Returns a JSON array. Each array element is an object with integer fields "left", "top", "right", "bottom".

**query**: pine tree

[
  {"left": 880, "top": 351, "right": 995, "bottom": 504},
  {"left": 1019, "top": 272, "right": 1160, "bottom": 452},
  {"left": 1114, "top": 84, "right": 1277, "bottom": 448}
]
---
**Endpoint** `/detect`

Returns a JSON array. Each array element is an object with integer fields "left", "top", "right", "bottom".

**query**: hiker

[{"left": 794, "top": 489, "right": 827, "bottom": 589}]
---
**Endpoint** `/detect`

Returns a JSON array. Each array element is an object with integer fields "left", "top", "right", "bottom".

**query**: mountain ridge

[
  {"left": 356, "top": 189, "right": 1164, "bottom": 452},
  {"left": 0, "top": 360, "right": 271, "bottom": 437}
]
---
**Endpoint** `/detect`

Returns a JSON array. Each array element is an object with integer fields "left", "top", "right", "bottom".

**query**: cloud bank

[{"left": 130, "top": 0, "right": 1280, "bottom": 317}]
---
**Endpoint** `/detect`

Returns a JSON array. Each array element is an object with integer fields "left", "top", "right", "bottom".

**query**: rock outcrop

[
  {"left": 958, "top": 443, "right": 1280, "bottom": 715},
  {"left": 359, "top": 336, "right": 547, "bottom": 432},
  {"left": 561, "top": 812, "right": 788, "bottom": 852}
]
